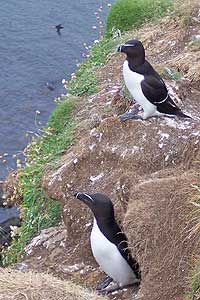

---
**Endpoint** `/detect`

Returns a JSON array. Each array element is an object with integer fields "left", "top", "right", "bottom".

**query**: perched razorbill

[
  {"left": 117, "top": 39, "right": 191, "bottom": 120},
  {"left": 74, "top": 192, "right": 141, "bottom": 294}
]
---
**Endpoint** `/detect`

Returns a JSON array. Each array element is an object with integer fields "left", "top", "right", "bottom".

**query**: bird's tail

[{"left": 175, "top": 110, "right": 192, "bottom": 119}]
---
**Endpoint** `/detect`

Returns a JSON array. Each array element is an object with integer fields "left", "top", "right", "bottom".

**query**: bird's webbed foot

[
  {"left": 97, "top": 282, "right": 121, "bottom": 295},
  {"left": 97, "top": 280, "right": 140, "bottom": 295},
  {"left": 96, "top": 275, "right": 113, "bottom": 291},
  {"left": 119, "top": 111, "right": 143, "bottom": 121}
]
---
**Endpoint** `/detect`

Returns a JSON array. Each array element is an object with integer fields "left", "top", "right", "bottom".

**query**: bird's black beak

[
  {"left": 74, "top": 192, "right": 82, "bottom": 200},
  {"left": 74, "top": 192, "right": 94, "bottom": 203},
  {"left": 117, "top": 45, "right": 123, "bottom": 53}
]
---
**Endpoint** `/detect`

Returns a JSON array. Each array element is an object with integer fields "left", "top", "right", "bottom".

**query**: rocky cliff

[{"left": 2, "top": 2, "right": 200, "bottom": 300}]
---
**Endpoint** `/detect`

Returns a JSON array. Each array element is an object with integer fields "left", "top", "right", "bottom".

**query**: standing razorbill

[
  {"left": 117, "top": 39, "right": 191, "bottom": 120},
  {"left": 74, "top": 192, "right": 141, "bottom": 294}
]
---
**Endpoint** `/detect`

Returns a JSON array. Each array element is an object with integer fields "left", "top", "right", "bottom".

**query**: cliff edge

[{"left": 2, "top": 1, "right": 200, "bottom": 300}]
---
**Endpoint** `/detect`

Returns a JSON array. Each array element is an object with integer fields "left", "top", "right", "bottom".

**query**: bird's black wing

[
  {"left": 56, "top": 24, "right": 63, "bottom": 28},
  {"left": 101, "top": 221, "right": 141, "bottom": 280},
  {"left": 115, "top": 229, "right": 141, "bottom": 280},
  {"left": 141, "top": 75, "right": 179, "bottom": 110},
  {"left": 141, "top": 75, "right": 168, "bottom": 103}
]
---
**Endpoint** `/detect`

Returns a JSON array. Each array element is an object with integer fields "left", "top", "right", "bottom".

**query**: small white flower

[
  {"left": 62, "top": 79, "right": 66, "bottom": 84},
  {"left": 36, "top": 110, "right": 40, "bottom": 114},
  {"left": 195, "top": 34, "right": 200, "bottom": 40}
]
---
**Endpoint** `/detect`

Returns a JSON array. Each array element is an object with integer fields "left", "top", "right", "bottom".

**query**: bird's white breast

[
  {"left": 123, "top": 60, "right": 157, "bottom": 119},
  {"left": 90, "top": 218, "right": 137, "bottom": 287}
]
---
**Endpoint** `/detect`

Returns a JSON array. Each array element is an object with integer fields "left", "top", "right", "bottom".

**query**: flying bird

[
  {"left": 74, "top": 192, "right": 141, "bottom": 294},
  {"left": 53, "top": 24, "right": 64, "bottom": 36},
  {"left": 117, "top": 39, "right": 191, "bottom": 121}
]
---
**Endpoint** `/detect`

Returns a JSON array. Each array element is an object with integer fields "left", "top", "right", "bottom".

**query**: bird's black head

[
  {"left": 74, "top": 192, "right": 114, "bottom": 221},
  {"left": 117, "top": 39, "right": 145, "bottom": 65}
]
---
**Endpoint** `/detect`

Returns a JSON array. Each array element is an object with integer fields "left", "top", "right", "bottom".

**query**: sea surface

[{"left": 0, "top": 0, "right": 114, "bottom": 181}]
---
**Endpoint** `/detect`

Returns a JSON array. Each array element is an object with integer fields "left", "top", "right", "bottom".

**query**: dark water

[
  {"left": 0, "top": 206, "right": 20, "bottom": 224},
  {"left": 0, "top": 0, "right": 114, "bottom": 181}
]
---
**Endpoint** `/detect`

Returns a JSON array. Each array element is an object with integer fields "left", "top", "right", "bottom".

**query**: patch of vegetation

[
  {"left": 67, "top": 38, "right": 118, "bottom": 96},
  {"left": 0, "top": 269, "right": 103, "bottom": 300},
  {"left": 105, "top": 0, "right": 173, "bottom": 36},
  {"left": 121, "top": 80, "right": 133, "bottom": 100},
  {"left": 188, "top": 39, "right": 200, "bottom": 52},
  {"left": 155, "top": 66, "right": 182, "bottom": 81},
  {"left": 2, "top": 96, "right": 77, "bottom": 265}
]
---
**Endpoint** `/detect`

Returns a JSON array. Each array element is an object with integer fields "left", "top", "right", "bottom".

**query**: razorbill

[
  {"left": 117, "top": 39, "right": 191, "bottom": 120},
  {"left": 74, "top": 192, "right": 141, "bottom": 294}
]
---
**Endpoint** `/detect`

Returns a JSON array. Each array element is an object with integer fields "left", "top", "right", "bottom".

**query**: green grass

[
  {"left": 163, "top": 68, "right": 182, "bottom": 81},
  {"left": 105, "top": 0, "right": 173, "bottom": 36},
  {"left": 67, "top": 38, "right": 118, "bottom": 96},
  {"left": 2, "top": 96, "right": 77, "bottom": 265}
]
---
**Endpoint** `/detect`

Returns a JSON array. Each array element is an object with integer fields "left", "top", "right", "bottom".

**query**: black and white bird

[
  {"left": 74, "top": 192, "right": 141, "bottom": 294},
  {"left": 117, "top": 39, "right": 191, "bottom": 121}
]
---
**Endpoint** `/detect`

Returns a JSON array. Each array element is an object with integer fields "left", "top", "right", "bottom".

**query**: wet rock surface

[{"left": 0, "top": 206, "right": 21, "bottom": 247}]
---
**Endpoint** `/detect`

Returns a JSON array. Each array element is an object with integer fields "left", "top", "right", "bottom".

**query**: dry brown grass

[
  {"left": 186, "top": 185, "right": 200, "bottom": 300},
  {"left": 190, "top": 186, "right": 200, "bottom": 236},
  {"left": 0, "top": 269, "right": 106, "bottom": 300}
]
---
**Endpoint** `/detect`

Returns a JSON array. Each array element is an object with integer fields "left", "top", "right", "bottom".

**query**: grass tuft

[
  {"left": 0, "top": 269, "right": 106, "bottom": 300},
  {"left": 155, "top": 65, "right": 182, "bottom": 81},
  {"left": 105, "top": 0, "right": 173, "bottom": 36}
]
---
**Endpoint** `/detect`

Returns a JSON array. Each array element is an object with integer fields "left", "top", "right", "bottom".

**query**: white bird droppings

[
  {"left": 89, "top": 143, "right": 96, "bottom": 150},
  {"left": 73, "top": 158, "right": 78, "bottom": 164},
  {"left": 89, "top": 173, "right": 104, "bottom": 184}
]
